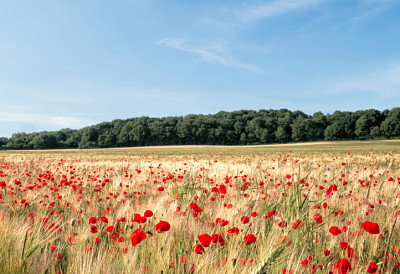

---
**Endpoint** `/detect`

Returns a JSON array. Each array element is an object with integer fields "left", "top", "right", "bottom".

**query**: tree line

[{"left": 1, "top": 108, "right": 399, "bottom": 150}]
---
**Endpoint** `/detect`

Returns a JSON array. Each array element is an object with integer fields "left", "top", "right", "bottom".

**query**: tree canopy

[{"left": 1, "top": 108, "right": 399, "bottom": 150}]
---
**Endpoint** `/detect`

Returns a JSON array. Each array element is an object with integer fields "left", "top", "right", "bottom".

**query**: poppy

[
  {"left": 340, "top": 242, "right": 349, "bottom": 250},
  {"left": 90, "top": 226, "right": 98, "bottom": 233},
  {"left": 366, "top": 261, "right": 378, "bottom": 273},
  {"left": 243, "top": 234, "right": 257, "bottom": 245},
  {"left": 89, "top": 217, "right": 97, "bottom": 224},
  {"left": 313, "top": 213, "right": 323, "bottom": 224},
  {"left": 130, "top": 228, "right": 147, "bottom": 247},
  {"left": 227, "top": 227, "right": 239, "bottom": 236},
  {"left": 198, "top": 234, "right": 212, "bottom": 247},
  {"left": 291, "top": 219, "right": 303, "bottom": 229},
  {"left": 144, "top": 210, "right": 153, "bottom": 217},
  {"left": 335, "top": 258, "right": 351, "bottom": 273},
  {"left": 193, "top": 244, "right": 205, "bottom": 254},
  {"left": 278, "top": 220, "right": 287, "bottom": 227},
  {"left": 155, "top": 221, "right": 171, "bottom": 233},
  {"left": 241, "top": 216, "right": 250, "bottom": 224},
  {"left": 361, "top": 221, "right": 380, "bottom": 234},
  {"left": 266, "top": 210, "right": 276, "bottom": 219},
  {"left": 329, "top": 226, "right": 342, "bottom": 236},
  {"left": 100, "top": 216, "right": 108, "bottom": 223}
]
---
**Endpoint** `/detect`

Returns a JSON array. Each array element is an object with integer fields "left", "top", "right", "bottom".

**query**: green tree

[{"left": 380, "top": 108, "right": 400, "bottom": 138}]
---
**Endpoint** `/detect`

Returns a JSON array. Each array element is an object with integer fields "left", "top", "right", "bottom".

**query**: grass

[{"left": 0, "top": 140, "right": 399, "bottom": 273}]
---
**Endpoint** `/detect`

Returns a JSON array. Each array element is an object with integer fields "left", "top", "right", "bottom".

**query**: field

[{"left": 1, "top": 140, "right": 400, "bottom": 273}]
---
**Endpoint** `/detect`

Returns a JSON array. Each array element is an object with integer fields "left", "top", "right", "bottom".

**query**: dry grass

[{"left": 0, "top": 140, "right": 399, "bottom": 273}]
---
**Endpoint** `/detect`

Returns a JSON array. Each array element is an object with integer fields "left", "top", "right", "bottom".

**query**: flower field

[{"left": 1, "top": 141, "right": 400, "bottom": 273}]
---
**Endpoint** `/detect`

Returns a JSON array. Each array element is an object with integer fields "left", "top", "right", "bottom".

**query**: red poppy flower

[
  {"left": 291, "top": 219, "right": 303, "bottom": 229},
  {"left": 133, "top": 214, "right": 141, "bottom": 222},
  {"left": 243, "top": 234, "right": 257, "bottom": 245},
  {"left": 278, "top": 220, "right": 287, "bottom": 227},
  {"left": 340, "top": 242, "right": 349, "bottom": 250},
  {"left": 130, "top": 228, "right": 147, "bottom": 247},
  {"left": 144, "top": 210, "right": 153, "bottom": 217},
  {"left": 193, "top": 244, "right": 205, "bottom": 254},
  {"left": 100, "top": 216, "right": 108, "bottom": 223},
  {"left": 107, "top": 225, "right": 114, "bottom": 232},
  {"left": 329, "top": 226, "right": 342, "bottom": 236},
  {"left": 313, "top": 213, "right": 323, "bottom": 224},
  {"left": 90, "top": 226, "right": 98, "bottom": 233},
  {"left": 361, "top": 221, "right": 380, "bottom": 234},
  {"left": 216, "top": 218, "right": 229, "bottom": 226},
  {"left": 227, "top": 227, "right": 239, "bottom": 236},
  {"left": 155, "top": 221, "right": 171, "bottom": 233},
  {"left": 335, "top": 258, "right": 352, "bottom": 273},
  {"left": 251, "top": 212, "right": 258, "bottom": 217},
  {"left": 211, "top": 234, "right": 225, "bottom": 246},
  {"left": 89, "top": 217, "right": 97, "bottom": 224},
  {"left": 241, "top": 216, "right": 250, "bottom": 224},
  {"left": 198, "top": 234, "right": 212, "bottom": 247},
  {"left": 266, "top": 210, "right": 276, "bottom": 219},
  {"left": 366, "top": 261, "right": 378, "bottom": 273}
]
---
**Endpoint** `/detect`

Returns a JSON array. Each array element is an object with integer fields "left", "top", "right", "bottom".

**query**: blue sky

[{"left": 1, "top": 0, "right": 399, "bottom": 137}]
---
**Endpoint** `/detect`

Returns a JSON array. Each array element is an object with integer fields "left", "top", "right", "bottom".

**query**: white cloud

[{"left": 156, "top": 38, "right": 258, "bottom": 72}]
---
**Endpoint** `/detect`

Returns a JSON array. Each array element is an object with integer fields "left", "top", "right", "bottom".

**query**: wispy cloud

[
  {"left": 156, "top": 38, "right": 258, "bottom": 72},
  {"left": 237, "top": 0, "right": 324, "bottom": 22}
]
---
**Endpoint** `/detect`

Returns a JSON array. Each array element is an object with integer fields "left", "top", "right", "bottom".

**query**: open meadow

[{"left": 1, "top": 140, "right": 400, "bottom": 273}]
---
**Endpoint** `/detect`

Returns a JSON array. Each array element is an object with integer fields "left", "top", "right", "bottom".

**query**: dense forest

[{"left": 1, "top": 108, "right": 400, "bottom": 150}]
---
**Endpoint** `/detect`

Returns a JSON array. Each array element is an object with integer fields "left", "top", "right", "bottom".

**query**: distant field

[
  {"left": 3, "top": 139, "right": 400, "bottom": 155},
  {"left": 0, "top": 139, "right": 399, "bottom": 273}
]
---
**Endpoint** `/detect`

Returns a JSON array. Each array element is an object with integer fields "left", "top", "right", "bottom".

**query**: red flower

[
  {"left": 90, "top": 226, "right": 98, "bottom": 233},
  {"left": 106, "top": 225, "right": 114, "bottom": 232},
  {"left": 155, "top": 221, "right": 171, "bottom": 233},
  {"left": 198, "top": 234, "right": 212, "bottom": 247},
  {"left": 324, "top": 249, "right": 330, "bottom": 256},
  {"left": 144, "top": 210, "right": 153, "bottom": 217},
  {"left": 89, "top": 217, "right": 97, "bottom": 224},
  {"left": 366, "top": 261, "right": 378, "bottom": 273},
  {"left": 329, "top": 226, "right": 342, "bottom": 236},
  {"left": 216, "top": 218, "right": 229, "bottom": 226},
  {"left": 211, "top": 234, "right": 225, "bottom": 246},
  {"left": 130, "top": 228, "right": 147, "bottom": 247},
  {"left": 335, "top": 258, "right": 352, "bottom": 273},
  {"left": 266, "top": 210, "right": 276, "bottom": 219},
  {"left": 313, "top": 213, "right": 323, "bottom": 224},
  {"left": 251, "top": 212, "right": 258, "bottom": 217},
  {"left": 340, "top": 242, "right": 349, "bottom": 250},
  {"left": 100, "top": 216, "right": 108, "bottom": 223},
  {"left": 241, "top": 216, "right": 250, "bottom": 224},
  {"left": 291, "top": 219, "right": 303, "bottom": 229},
  {"left": 193, "top": 244, "right": 205, "bottom": 254},
  {"left": 243, "top": 234, "right": 257, "bottom": 245},
  {"left": 133, "top": 214, "right": 141, "bottom": 222},
  {"left": 361, "top": 221, "right": 380, "bottom": 234},
  {"left": 227, "top": 227, "right": 239, "bottom": 236},
  {"left": 278, "top": 220, "right": 287, "bottom": 227}
]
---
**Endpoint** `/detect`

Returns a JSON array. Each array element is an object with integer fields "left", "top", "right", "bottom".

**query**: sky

[{"left": 0, "top": 0, "right": 399, "bottom": 137}]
